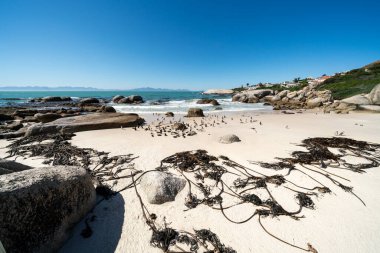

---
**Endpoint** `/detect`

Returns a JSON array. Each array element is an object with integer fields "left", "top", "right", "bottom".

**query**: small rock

[
  {"left": 219, "top": 134, "right": 241, "bottom": 144},
  {"left": 139, "top": 171, "right": 186, "bottom": 204},
  {"left": 165, "top": 112, "right": 174, "bottom": 117}
]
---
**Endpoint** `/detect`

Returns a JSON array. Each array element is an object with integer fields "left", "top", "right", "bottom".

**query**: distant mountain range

[
  {"left": 0, "top": 86, "right": 192, "bottom": 92},
  {"left": 0, "top": 86, "right": 101, "bottom": 91}
]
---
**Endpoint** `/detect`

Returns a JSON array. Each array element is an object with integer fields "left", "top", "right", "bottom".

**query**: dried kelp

[{"left": 155, "top": 137, "right": 380, "bottom": 252}]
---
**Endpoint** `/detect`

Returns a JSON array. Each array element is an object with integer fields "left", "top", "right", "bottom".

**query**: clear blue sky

[{"left": 1, "top": 0, "right": 379, "bottom": 90}]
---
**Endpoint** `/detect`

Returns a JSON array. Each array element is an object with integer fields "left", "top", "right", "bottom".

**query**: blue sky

[{"left": 1, "top": 0, "right": 379, "bottom": 90}]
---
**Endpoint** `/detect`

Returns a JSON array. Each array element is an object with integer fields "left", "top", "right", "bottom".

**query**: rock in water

[
  {"left": 0, "top": 166, "right": 96, "bottom": 253},
  {"left": 218, "top": 134, "right": 241, "bottom": 144},
  {"left": 79, "top": 98, "right": 100, "bottom": 104},
  {"left": 112, "top": 95, "right": 125, "bottom": 103},
  {"left": 140, "top": 171, "right": 186, "bottom": 204},
  {"left": 117, "top": 95, "right": 144, "bottom": 104},
  {"left": 186, "top": 108, "right": 204, "bottom": 117}
]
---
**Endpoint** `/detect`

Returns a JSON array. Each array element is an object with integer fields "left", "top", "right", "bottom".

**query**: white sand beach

[{"left": 2, "top": 111, "right": 379, "bottom": 253}]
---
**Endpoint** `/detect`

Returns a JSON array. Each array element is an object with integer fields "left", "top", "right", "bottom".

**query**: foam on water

[{"left": 112, "top": 98, "right": 271, "bottom": 114}]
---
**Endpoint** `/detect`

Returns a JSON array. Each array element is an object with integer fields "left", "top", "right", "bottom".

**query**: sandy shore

[{"left": 1, "top": 111, "right": 380, "bottom": 253}]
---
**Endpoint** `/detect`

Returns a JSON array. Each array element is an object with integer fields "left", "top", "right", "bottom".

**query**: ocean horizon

[{"left": 0, "top": 90, "right": 270, "bottom": 114}]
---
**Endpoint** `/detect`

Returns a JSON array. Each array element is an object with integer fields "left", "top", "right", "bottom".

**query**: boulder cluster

[
  {"left": 232, "top": 86, "right": 333, "bottom": 110},
  {"left": 324, "top": 83, "right": 380, "bottom": 113}
]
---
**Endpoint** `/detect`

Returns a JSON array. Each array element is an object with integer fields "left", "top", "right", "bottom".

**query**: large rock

[
  {"left": 165, "top": 112, "right": 174, "bottom": 117},
  {"left": 0, "top": 166, "right": 95, "bottom": 253},
  {"left": 186, "top": 108, "right": 204, "bottom": 117},
  {"left": 367, "top": 84, "right": 380, "bottom": 105},
  {"left": 196, "top": 99, "right": 220, "bottom": 106},
  {"left": 218, "top": 134, "right": 241, "bottom": 144},
  {"left": 341, "top": 94, "right": 371, "bottom": 105},
  {"left": 34, "top": 113, "right": 62, "bottom": 123},
  {"left": 140, "top": 171, "right": 186, "bottom": 204},
  {"left": 203, "top": 89, "right": 234, "bottom": 95},
  {"left": 25, "top": 113, "right": 144, "bottom": 136},
  {"left": 0, "top": 159, "right": 32, "bottom": 175}
]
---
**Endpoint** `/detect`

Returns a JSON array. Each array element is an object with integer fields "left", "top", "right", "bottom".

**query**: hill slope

[{"left": 317, "top": 60, "right": 380, "bottom": 99}]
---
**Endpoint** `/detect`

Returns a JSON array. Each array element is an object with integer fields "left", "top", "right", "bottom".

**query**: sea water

[{"left": 0, "top": 90, "right": 271, "bottom": 114}]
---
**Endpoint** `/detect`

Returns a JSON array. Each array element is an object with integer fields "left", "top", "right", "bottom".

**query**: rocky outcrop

[
  {"left": 196, "top": 99, "right": 220, "bottom": 106},
  {"left": 0, "top": 159, "right": 32, "bottom": 175},
  {"left": 330, "top": 84, "right": 380, "bottom": 112},
  {"left": 218, "top": 134, "right": 241, "bottom": 144},
  {"left": 232, "top": 86, "right": 333, "bottom": 110},
  {"left": 0, "top": 166, "right": 95, "bottom": 253},
  {"left": 186, "top": 108, "right": 204, "bottom": 117},
  {"left": 139, "top": 171, "right": 186, "bottom": 204},
  {"left": 203, "top": 89, "right": 234, "bottom": 95},
  {"left": 115, "top": 95, "right": 144, "bottom": 104},
  {"left": 25, "top": 113, "right": 144, "bottom": 136},
  {"left": 34, "top": 113, "right": 62, "bottom": 123},
  {"left": 232, "top": 89, "right": 273, "bottom": 103}
]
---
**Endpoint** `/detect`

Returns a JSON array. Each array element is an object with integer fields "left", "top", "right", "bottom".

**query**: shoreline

[{"left": 1, "top": 110, "right": 380, "bottom": 252}]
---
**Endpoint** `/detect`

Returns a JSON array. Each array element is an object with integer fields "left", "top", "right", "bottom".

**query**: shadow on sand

[{"left": 59, "top": 194, "right": 125, "bottom": 253}]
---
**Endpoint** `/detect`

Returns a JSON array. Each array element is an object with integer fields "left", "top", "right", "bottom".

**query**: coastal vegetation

[{"left": 317, "top": 60, "right": 380, "bottom": 99}]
